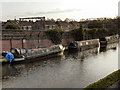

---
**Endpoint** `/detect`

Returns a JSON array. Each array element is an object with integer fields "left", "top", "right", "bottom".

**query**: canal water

[{"left": 2, "top": 43, "right": 119, "bottom": 88}]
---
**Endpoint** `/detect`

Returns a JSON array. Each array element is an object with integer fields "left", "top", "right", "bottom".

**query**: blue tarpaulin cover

[
  {"left": 5, "top": 52, "right": 14, "bottom": 63},
  {"left": 27, "top": 49, "right": 32, "bottom": 51}
]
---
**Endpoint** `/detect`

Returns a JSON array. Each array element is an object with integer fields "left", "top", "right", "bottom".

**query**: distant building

[
  {"left": 2, "top": 16, "right": 81, "bottom": 31},
  {"left": 56, "top": 21, "right": 73, "bottom": 31},
  {"left": 70, "top": 21, "right": 80, "bottom": 29},
  {"left": 19, "top": 17, "right": 45, "bottom": 30},
  {"left": 19, "top": 20, "right": 33, "bottom": 30},
  {"left": 45, "top": 20, "right": 58, "bottom": 30},
  {"left": 56, "top": 21, "right": 80, "bottom": 31}
]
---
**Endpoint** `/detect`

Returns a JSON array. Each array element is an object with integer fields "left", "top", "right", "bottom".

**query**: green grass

[{"left": 84, "top": 69, "right": 120, "bottom": 89}]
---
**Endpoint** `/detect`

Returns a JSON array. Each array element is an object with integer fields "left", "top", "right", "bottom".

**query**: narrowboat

[
  {"left": 75, "top": 39, "right": 99, "bottom": 51},
  {"left": 69, "top": 39, "right": 99, "bottom": 51},
  {"left": 100, "top": 34, "right": 119, "bottom": 48},
  {"left": 26, "top": 44, "right": 65, "bottom": 60},
  {"left": 0, "top": 44, "right": 65, "bottom": 64}
]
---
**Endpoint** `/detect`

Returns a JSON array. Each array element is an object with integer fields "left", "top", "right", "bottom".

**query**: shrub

[
  {"left": 5, "top": 24, "right": 20, "bottom": 29},
  {"left": 45, "top": 29, "right": 64, "bottom": 44}
]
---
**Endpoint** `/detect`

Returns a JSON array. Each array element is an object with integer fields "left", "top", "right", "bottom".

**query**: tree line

[{"left": 70, "top": 17, "right": 119, "bottom": 41}]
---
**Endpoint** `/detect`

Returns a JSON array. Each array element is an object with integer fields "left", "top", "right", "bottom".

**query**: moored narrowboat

[
  {"left": 77, "top": 39, "right": 99, "bottom": 51},
  {"left": 100, "top": 34, "right": 119, "bottom": 48},
  {"left": 26, "top": 44, "right": 65, "bottom": 60},
  {"left": 0, "top": 44, "right": 65, "bottom": 64}
]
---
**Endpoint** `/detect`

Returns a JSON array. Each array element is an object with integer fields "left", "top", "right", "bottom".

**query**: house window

[
  {"left": 28, "top": 26, "right": 32, "bottom": 30},
  {"left": 21, "top": 26, "right": 24, "bottom": 30},
  {"left": 49, "top": 26, "right": 52, "bottom": 29},
  {"left": 23, "top": 26, "right": 27, "bottom": 30},
  {"left": 86, "top": 42, "right": 88, "bottom": 45},
  {"left": 52, "top": 25, "right": 55, "bottom": 29},
  {"left": 26, "top": 26, "right": 28, "bottom": 30},
  {"left": 68, "top": 25, "right": 70, "bottom": 28},
  {"left": 47, "top": 26, "right": 49, "bottom": 29}
]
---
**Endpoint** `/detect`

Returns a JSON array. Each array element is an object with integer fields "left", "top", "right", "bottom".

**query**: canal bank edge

[{"left": 83, "top": 69, "right": 120, "bottom": 89}]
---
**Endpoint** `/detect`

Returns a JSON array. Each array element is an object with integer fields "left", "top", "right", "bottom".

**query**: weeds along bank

[{"left": 84, "top": 69, "right": 120, "bottom": 89}]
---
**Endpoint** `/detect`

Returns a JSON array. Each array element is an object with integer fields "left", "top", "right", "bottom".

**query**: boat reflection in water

[
  {"left": 100, "top": 43, "right": 118, "bottom": 52},
  {"left": 65, "top": 47, "right": 99, "bottom": 61},
  {"left": 2, "top": 55, "right": 63, "bottom": 80},
  {"left": 2, "top": 47, "right": 100, "bottom": 80}
]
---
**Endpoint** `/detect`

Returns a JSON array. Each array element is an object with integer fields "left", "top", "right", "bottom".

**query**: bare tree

[{"left": 56, "top": 18, "right": 62, "bottom": 21}]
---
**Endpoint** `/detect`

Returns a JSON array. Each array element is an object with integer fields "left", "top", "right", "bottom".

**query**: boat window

[
  {"left": 80, "top": 43, "right": 82, "bottom": 46},
  {"left": 100, "top": 38, "right": 106, "bottom": 41},
  {"left": 86, "top": 42, "right": 88, "bottom": 45}
]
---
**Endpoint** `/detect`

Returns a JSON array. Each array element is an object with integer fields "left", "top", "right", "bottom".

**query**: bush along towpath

[{"left": 84, "top": 69, "right": 120, "bottom": 89}]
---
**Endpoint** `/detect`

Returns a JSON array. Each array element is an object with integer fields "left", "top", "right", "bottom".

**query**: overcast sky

[{"left": 0, "top": 0, "right": 120, "bottom": 21}]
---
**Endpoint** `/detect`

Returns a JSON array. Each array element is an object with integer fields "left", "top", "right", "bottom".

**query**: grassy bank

[{"left": 84, "top": 69, "right": 120, "bottom": 89}]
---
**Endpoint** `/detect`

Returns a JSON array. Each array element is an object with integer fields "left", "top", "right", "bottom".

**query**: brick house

[
  {"left": 19, "top": 20, "right": 33, "bottom": 30},
  {"left": 19, "top": 17, "right": 45, "bottom": 30},
  {"left": 56, "top": 21, "right": 73, "bottom": 31},
  {"left": 44, "top": 20, "right": 58, "bottom": 30}
]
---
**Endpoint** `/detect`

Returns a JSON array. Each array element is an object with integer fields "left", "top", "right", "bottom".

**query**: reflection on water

[
  {"left": 2, "top": 43, "right": 119, "bottom": 88},
  {"left": 100, "top": 43, "right": 118, "bottom": 52}
]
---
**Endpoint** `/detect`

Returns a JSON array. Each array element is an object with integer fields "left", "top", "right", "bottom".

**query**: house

[
  {"left": 19, "top": 20, "right": 33, "bottom": 30},
  {"left": 44, "top": 20, "right": 58, "bottom": 30},
  {"left": 70, "top": 21, "right": 80, "bottom": 29},
  {"left": 19, "top": 17, "right": 45, "bottom": 30},
  {"left": 56, "top": 21, "right": 73, "bottom": 31}
]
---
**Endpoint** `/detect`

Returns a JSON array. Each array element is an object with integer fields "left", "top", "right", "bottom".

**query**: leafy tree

[
  {"left": 116, "top": 17, "right": 120, "bottom": 29},
  {"left": 113, "top": 17, "right": 119, "bottom": 35},
  {"left": 82, "top": 29, "right": 86, "bottom": 40},
  {"left": 87, "top": 29, "right": 95, "bottom": 39},
  {"left": 80, "top": 23, "right": 83, "bottom": 30},
  {"left": 45, "top": 29, "right": 64, "bottom": 44},
  {"left": 88, "top": 20, "right": 103, "bottom": 28},
  {"left": 5, "top": 24, "right": 20, "bottom": 29},
  {"left": 71, "top": 26, "right": 84, "bottom": 41},
  {"left": 105, "top": 19, "right": 118, "bottom": 35}
]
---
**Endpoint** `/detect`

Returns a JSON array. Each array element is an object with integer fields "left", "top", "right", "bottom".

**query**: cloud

[
  {"left": 26, "top": 9, "right": 80, "bottom": 15},
  {"left": 2, "top": 9, "right": 81, "bottom": 21}
]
